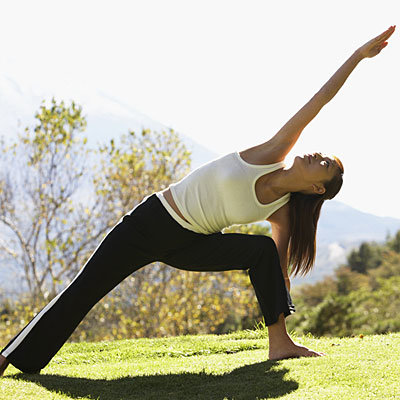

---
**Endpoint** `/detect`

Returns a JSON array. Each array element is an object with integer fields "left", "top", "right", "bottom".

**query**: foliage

[
  {"left": 93, "top": 128, "right": 191, "bottom": 224},
  {"left": 287, "top": 234, "right": 400, "bottom": 337},
  {"left": 0, "top": 98, "right": 105, "bottom": 303},
  {"left": 346, "top": 241, "right": 382, "bottom": 274},
  {"left": 386, "top": 229, "right": 400, "bottom": 253}
]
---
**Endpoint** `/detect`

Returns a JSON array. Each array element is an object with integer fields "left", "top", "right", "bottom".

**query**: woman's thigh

[{"left": 160, "top": 232, "right": 278, "bottom": 272}]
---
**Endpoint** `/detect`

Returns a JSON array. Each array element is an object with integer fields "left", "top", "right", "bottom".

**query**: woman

[{"left": 0, "top": 25, "right": 395, "bottom": 375}]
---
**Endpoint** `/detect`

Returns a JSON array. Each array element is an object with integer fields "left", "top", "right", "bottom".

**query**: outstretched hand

[{"left": 357, "top": 25, "right": 396, "bottom": 59}]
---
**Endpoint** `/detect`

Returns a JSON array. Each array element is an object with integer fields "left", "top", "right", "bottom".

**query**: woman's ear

[{"left": 312, "top": 183, "right": 326, "bottom": 195}]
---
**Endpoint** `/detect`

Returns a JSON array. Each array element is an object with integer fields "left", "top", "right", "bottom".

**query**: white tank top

[{"left": 156, "top": 151, "right": 290, "bottom": 234}]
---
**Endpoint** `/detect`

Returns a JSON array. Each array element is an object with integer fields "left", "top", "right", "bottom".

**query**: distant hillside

[
  {"left": 0, "top": 74, "right": 218, "bottom": 170},
  {"left": 318, "top": 201, "right": 400, "bottom": 244}
]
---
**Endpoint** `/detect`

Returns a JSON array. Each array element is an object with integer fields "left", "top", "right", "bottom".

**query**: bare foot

[
  {"left": 0, "top": 354, "right": 10, "bottom": 377},
  {"left": 269, "top": 342, "right": 326, "bottom": 361}
]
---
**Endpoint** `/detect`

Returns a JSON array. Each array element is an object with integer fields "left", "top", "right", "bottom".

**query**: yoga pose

[{"left": 0, "top": 25, "right": 395, "bottom": 375}]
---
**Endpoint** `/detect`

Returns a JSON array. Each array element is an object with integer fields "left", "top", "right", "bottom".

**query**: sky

[{"left": 0, "top": 0, "right": 399, "bottom": 218}]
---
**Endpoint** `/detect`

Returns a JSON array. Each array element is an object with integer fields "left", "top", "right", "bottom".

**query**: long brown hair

[{"left": 288, "top": 156, "right": 344, "bottom": 277}]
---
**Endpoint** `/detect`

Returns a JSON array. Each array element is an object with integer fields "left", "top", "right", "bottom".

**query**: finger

[
  {"left": 383, "top": 29, "right": 395, "bottom": 41},
  {"left": 380, "top": 26, "right": 396, "bottom": 40},
  {"left": 375, "top": 26, "right": 395, "bottom": 42},
  {"left": 373, "top": 33, "right": 392, "bottom": 47}
]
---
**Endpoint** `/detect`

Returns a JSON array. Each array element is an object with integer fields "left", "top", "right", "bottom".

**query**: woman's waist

[
  {"left": 158, "top": 189, "right": 218, "bottom": 235},
  {"left": 159, "top": 188, "right": 192, "bottom": 225}
]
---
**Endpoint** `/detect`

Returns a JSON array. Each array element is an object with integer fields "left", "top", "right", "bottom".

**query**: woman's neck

[{"left": 266, "top": 166, "right": 307, "bottom": 197}]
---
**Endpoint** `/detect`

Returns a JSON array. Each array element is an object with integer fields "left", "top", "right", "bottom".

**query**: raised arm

[{"left": 243, "top": 26, "right": 396, "bottom": 164}]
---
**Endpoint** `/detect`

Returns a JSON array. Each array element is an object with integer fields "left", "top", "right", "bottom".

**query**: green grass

[{"left": 1, "top": 330, "right": 399, "bottom": 400}]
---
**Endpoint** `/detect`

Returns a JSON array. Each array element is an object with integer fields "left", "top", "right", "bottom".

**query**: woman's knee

[
  {"left": 252, "top": 235, "right": 280, "bottom": 264},
  {"left": 253, "top": 235, "right": 278, "bottom": 251}
]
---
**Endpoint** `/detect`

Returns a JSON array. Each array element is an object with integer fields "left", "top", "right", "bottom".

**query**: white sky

[{"left": 1, "top": 0, "right": 399, "bottom": 218}]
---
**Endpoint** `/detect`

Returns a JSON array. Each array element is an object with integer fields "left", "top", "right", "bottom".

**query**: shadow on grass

[{"left": 8, "top": 360, "right": 298, "bottom": 400}]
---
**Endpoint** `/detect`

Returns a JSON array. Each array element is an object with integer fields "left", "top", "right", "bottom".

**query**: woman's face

[{"left": 293, "top": 152, "right": 339, "bottom": 194}]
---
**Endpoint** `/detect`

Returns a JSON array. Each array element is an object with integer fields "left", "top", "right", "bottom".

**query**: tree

[
  {"left": 0, "top": 98, "right": 105, "bottom": 302},
  {"left": 93, "top": 128, "right": 192, "bottom": 224},
  {"left": 387, "top": 230, "right": 400, "bottom": 253},
  {"left": 346, "top": 242, "right": 381, "bottom": 274},
  {"left": 334, "top": 265, "right": 369, "bottom": 295}
]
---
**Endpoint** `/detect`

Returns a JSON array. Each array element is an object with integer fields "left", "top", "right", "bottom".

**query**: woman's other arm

[
  {"left": 242, "top": 26, "right": 396, "bottom": 164},
  {"left": 267, "top": 204, "right": 291, "bottom": 291}
]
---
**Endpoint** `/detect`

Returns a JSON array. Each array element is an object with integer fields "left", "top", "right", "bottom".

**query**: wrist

[{"left": 353, "top": 49, "right": 365, "bottom": 63}]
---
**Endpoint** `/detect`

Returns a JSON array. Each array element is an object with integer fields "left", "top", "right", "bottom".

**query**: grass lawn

[{"left": 1, "top": 330, "right": 399, "bottom": 400}]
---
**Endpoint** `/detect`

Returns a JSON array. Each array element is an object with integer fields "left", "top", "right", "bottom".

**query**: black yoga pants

[{"left": 1, "top": 194, "right": 295, "bottom": 373}]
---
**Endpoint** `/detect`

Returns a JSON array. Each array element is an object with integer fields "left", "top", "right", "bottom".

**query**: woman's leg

[
  {"left": 161, "top": 232, "right": 294, "bottom": 325},
  {"left": 160, "top": 232, "right": 324, "bottom": 359},
  {"left": 0, "top": 214, "right": 154, "bottom": 374}
]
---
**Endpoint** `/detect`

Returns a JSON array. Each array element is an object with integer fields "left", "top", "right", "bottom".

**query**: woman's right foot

[
  {"left": 269, "top": 342, "right": 326, "bottom": 360},
  {"left": 267, "top": 313, "right": 326, "bottom": 361},
  {"left": 0, "top": 354, "right": 10, "bottom": 376}
]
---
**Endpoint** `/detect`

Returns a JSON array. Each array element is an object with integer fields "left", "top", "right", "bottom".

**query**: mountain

[
  {"left": 1, "top": 73, "right": 400, "bottom": 291},
  {"left": 0, "top": 74, "right": 217, "bottom": 170}
]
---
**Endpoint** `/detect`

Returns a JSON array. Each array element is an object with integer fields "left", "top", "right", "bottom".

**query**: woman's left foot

[{"left": 269, "top": 342, "right": 326, "bottom": 360}]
